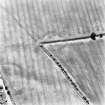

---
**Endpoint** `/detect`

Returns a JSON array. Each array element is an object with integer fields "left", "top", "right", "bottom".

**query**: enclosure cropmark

[{"left": 0, "top": 0, "right": 105, "bottom": 105}]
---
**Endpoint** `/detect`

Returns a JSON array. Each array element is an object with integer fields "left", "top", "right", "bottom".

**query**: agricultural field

[{"left": 0, "top": 0, "right": 105, "bottom": 105}]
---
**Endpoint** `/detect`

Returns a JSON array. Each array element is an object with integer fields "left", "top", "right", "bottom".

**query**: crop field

[{"left": 0, "top": 0, "right": 105, "bottom": 105}]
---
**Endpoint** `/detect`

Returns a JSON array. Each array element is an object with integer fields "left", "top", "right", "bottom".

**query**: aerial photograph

[{"left": 0, "top": 0, "right": 105, "bottom": 105}]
